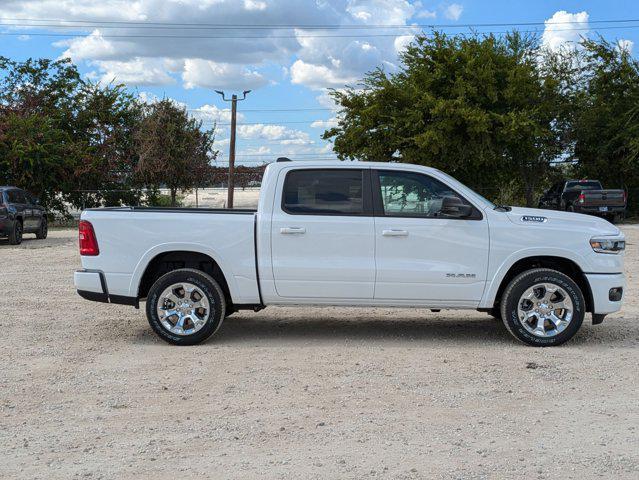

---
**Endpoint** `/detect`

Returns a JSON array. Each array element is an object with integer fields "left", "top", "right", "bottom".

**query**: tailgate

[{"left": 581, "top": 190, "right": 625, "bottom": 207}]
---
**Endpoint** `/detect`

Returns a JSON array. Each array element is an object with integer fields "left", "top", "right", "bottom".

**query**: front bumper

[
  {"left": 585, "top": 272, "right": 625, "bottom": 314},
  {"left": 74, "top": 269, "right": 138, "bottom": 307}
]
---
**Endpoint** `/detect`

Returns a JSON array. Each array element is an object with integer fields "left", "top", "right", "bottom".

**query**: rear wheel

[
  {"left": 8, "top": 220, "right": 23, "bottom": 245},
  {"left": 36, "top": 217, "right": 48, "bottom": 239},
  {"left": 500, "top": 268, "right": 585, "bottom": 346},
  {"left": 146, "top": 268, "right": 226, "bottom": 345}
]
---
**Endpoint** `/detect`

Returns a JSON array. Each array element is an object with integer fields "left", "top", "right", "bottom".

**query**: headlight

[{"left": 590, "top": 238, "right": 625, "bottom": 254}]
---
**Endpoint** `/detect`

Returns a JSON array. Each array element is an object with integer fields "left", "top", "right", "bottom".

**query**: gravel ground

[{"left": 1, "top": 226, "right": 638, "bottom": 480}]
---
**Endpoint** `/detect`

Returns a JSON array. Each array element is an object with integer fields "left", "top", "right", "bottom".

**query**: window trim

[
  {"left": 281, "top": 168, "right": 373, "bottom": 217},
  {"left": 371, "top": 169, "right": 483, "bottom": 221}
]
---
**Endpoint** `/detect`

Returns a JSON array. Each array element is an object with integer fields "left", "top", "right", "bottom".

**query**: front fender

[{"left": 479, "top": 247, "right": 589, "bottom": 308}]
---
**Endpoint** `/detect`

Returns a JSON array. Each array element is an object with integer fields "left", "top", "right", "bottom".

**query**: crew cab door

[
  {"left": 270, "top": 168, "right": 375, "bottom": 299},
  {"left": 372, "top": 170, "right": 489, "bottom": 304}
]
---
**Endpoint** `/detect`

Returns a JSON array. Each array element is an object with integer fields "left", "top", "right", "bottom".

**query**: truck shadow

[
  {"left": 210, "top": 314, "right": 515, "bottom": 346},
  {"left": 130, "top": 312, "right": 637, "bottom": 347},
  {"left": 0, "top": 236, "right": 73, "bottom": 249}
]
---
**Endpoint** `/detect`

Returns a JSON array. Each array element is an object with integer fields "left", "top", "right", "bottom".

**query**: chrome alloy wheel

[
  {"left": 156, "top": 282, "right": 211, "bottom": 336},
  {"left": 517, "top": 283, "right": 573, "bottom": 338}
]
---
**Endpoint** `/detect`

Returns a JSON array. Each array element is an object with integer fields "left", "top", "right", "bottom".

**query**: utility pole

[{"left": 215, "top": 90, "right": 251, "bottom": 208}]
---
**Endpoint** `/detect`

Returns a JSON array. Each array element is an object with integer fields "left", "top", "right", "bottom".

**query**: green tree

[
  {"left": 0, "top": 57, "right": 143, "bottom": 214},
  {"left": 71, "top": 83, "right": 144, "bottom": 209},
  {"left": 572, "top": 38, "right": 639, "bottom": 202},
  {"left": 0, "top": 57, "right": 82, "bottom": 211},
  {"left": 135, "top": 99, "right": 218, "bottom": 206},
  {"left": 323, "top": 32, "right": 571, "bottom": 206}
]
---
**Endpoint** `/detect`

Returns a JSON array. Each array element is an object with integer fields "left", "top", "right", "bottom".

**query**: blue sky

[{"left": 1, "top": 0, "right": 638, "bottom": 165}]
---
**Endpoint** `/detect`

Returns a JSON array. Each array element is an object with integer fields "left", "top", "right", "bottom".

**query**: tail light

[
  {"left": 623, "top": 191, "right": 627, "bottom": 204},
  {"left": 578, "top": 193, "right": 585, "bottom": 204},
  {"left": 79, "top": 220, "right": 99, "bottom": 256}
]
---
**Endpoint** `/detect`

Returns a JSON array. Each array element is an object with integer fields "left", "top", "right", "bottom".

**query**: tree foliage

[
  {"left": 135, "top": 100, "right": 218, "bottom": 206},
  {"left": 572, "top": 39, "right": 639, "bottom": 194},
  {"left": 323, "top": 32, "right": 574, "bottom": 206}
]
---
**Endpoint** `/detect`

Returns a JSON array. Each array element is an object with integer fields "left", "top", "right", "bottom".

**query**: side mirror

[{"left": 440, "top": 196, "right": 473, "bottom": 218}]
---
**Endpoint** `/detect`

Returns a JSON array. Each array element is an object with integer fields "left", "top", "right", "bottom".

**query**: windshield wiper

[{"left": 493, "top": 205, "right": 512, "bottom": 212}]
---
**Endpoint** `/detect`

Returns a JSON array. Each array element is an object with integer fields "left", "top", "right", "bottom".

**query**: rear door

[
  {"left": 23, "top": 191, "right": 41, "bottom": 231},
  {"left": 6, "top": 189, "right": 28, "bottom": 228},
  {"left": 372, "top": 169, "right": 489, "bottom": 304},
  {"left": 270, "top": 168, "right": 376, "bottom": 299}
]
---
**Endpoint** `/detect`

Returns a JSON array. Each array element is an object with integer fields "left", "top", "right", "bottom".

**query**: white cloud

[
  {"left": 237, "top": 124, "right": 312, "bottom": 144},
  {"left": 189, "top": 104, "right": 242, "bottom": 124},
  {"left": 415, "top": 9, "right": 436, "bottom": 19},
  {"left": 243, "top": 0, "right": 266, "bottom": 11},
  {"left": 311, "top": 117, "right": 339, "bottom": 129},
  {"left": 618, "top": 39, "right": 634, "bottom": 54},
  {"left": 1, "top": 0, "right": 422, "bottom": 92},
  {"left": 542, "top": 10, "right": 589, "bottom": 51},
  {"left": 443, "top": 3, "right": 463, "bottom": 21},
  {"left": 290, "top": 60, "right": 359, "bottom": 89},
  {"left": 182, "top": 59, "right": 268, "bottom": 90},
  {"left": 90, "top": 58, "right": 176, "bottom": 86}
]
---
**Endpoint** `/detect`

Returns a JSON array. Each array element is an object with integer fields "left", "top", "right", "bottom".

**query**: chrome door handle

[
  {"left": 382, "top": 229, "right": 409, "bottom": 237},
  {"left": 280, "top": 227, "right": 306, "bottom": 234}
]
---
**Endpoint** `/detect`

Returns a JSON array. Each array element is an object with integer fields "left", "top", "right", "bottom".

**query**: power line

[
  {"left": 214, "top": 120, "right": 338, "bottom": 126},
  {"left": 187, "top": 107, "right": 333, "bottom": 112},
  {"left": 1, "top": 17, "right": 637, "bottom": 28},
  {"left": 3, "top": 25, "right": 639, "bottom": 39}
]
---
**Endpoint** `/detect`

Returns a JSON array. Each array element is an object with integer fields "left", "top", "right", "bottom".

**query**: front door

[
  {"left": 372, "top": 170, "right": 489, "bottom": 304},
  {"left": 270, "top": 168, "right": 375, "bottom": 299}
]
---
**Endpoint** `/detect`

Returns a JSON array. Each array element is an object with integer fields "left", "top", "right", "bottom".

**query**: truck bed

[{"left": 78, "top": 207, "right": 261, "bottom": 304}]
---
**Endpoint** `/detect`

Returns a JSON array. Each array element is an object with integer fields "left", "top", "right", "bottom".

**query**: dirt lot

[{"left": 1, "top": 226, "right": 638, "bottom": 480}]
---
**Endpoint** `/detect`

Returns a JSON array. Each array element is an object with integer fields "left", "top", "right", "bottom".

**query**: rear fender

[{"left": 129, "top": 242, "right": 240, "bottom": 302}]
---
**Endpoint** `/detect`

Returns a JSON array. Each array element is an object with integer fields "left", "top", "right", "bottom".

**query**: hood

[{"left": 504, "top": 207, "right": 620, "bottom": 236}]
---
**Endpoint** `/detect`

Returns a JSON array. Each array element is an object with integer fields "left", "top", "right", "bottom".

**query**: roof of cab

[{"left": 265, "top": 160, "right": 441, "bottom": 174}]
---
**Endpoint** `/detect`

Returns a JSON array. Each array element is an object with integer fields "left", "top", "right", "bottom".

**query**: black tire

[
  {"left": 8, "top": 220, "right": 23, "bottom": 245},
  {"left": 567, "top": 204, "right": 575, "bottom": 213},
  {"left": 500, "top": 268, "right": 585, "bottom": 346},
  {"left": 146, "top": 268, "right": 226, "bottom": 345},
  {"left": 36, "top": 217, "right": 48, "bottom": 239}
]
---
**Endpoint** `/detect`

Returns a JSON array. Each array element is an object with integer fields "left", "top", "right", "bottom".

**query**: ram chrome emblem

[{"left": 521, "top": 215, "right": 547, "bottom": 223}]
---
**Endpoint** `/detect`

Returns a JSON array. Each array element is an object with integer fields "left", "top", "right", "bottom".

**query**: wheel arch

[
  {"left": 485, "top": 255, "right": 594, "bottom": 313},
  {"left": 132, "top": 246, "right": 237, "bottom": 307}
]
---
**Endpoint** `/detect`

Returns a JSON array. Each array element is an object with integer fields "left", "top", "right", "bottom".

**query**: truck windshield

[{"left": 565, "top": 181, "right": 602, "bottom": 191}]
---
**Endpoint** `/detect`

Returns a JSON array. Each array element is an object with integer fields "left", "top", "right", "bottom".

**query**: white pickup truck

[{"left": 75, "top": 161, "right": 626, "bottom": 346}]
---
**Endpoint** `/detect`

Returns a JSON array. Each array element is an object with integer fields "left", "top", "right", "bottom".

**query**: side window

[
  {"left": 377, "top": 170, "right": 474, "bottom": 218},
  {"left": 16, "top": 191, "right": 27, "bottom": 204},
  {"left": 282, "top": 169, "right": 364, "bottom": 215},
  {"left": 6, "top": 190, "right": 19, "bottom": 203}
]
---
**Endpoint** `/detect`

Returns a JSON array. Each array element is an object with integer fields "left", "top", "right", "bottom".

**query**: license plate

[{"left": 599, "top": 206, "right": 608, "bottom": 212}]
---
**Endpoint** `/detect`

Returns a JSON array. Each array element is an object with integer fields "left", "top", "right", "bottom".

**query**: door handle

[
  {"left": 382, "top": 229, "right": 408, "bottom": 237},
  {"left": 280, "top": 227, "right": 306, "bottom": 234}
]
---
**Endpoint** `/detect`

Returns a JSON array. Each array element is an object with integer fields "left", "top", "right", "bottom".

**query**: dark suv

[{"left": 0, "top": 187, "right": 48, "bottom": 245}]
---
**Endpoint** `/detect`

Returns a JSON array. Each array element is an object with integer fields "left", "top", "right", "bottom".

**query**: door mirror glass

[{"left": 440, "top": 196, "right": 473, "bottom": 218}]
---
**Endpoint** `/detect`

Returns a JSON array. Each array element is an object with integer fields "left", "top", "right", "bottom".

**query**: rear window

[
  {"left": 282, "top": 169, "right": 364, "bottom": 215},
  {"left": 565, "top": 181, "right": 602, "bottom": 191}
]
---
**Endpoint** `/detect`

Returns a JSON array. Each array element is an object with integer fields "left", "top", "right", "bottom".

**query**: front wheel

[
  {"left": 500, "top": 268, "right": 585, "bottom": 346},
  {"left": 146, "top": 268, "right": 226, "bottom": 345},
  {"left": 36, "top": 217, "right": 48, "bottom": 239},
  {"left": 8, "top": 220, "right": 23, "bottom": 245}
]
